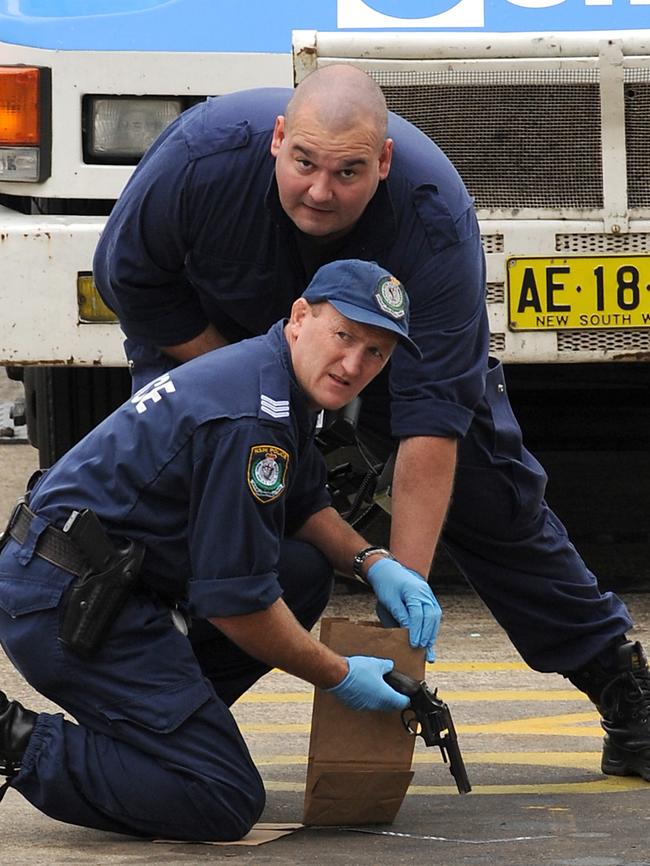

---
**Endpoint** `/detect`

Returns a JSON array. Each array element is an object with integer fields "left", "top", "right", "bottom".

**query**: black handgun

[
  {"left": 59, "top": 509, "right": 144, "bottom": 657},
  {"left": 384, "top": 669, "right": 471, "bottom": 794}
]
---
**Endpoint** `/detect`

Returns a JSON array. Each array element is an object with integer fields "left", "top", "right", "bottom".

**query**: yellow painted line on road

[
  {"left": 238, "top": 692, "right": 311, "bottom": 703},
  {"left": 254, "top": 752, "right": 650, "bottom": 795},
  {"left": 257, "top": 750, "right": 647, "bottom": 792},
  {"left": 467, "top": 711, "right": 600, "bottom": 736},
  {"left": 240, "top": 711, "right": 599, "bottom": 736},
  {"left": 238, "top": 689, "right": 588, "bottom": 703},
  {"left": 241, "top": 723, "right": 311, "bottom": 733},
  {"left": 427, "top": 661, "right": 531, "bottom": 671},
  {"left": 267, "top": 661, "right": 531, "bottom": 675},
  {"left": 461, "top": 751, "right": 600, "bottom": 767},
  {"left": 407, "top": 778, "right": 646, "bottom": 794},
  {"left": 263, "top": 777, "right": 645, "bottom": 796},
  {"left": 254, "top": 751, "right": 603, "bottom": 768},
  {"left": 447, "top": 690, "right": 588, "bottom": 702}
]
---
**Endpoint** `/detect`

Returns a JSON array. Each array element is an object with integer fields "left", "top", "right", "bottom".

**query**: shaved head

[{"left": 286, "top": 65, "right": 388, "bottom": 145}]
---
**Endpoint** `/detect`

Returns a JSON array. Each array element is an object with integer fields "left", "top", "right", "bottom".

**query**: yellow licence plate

[{"left": 507, "top": 255, "right": 650, "bottom": 330}]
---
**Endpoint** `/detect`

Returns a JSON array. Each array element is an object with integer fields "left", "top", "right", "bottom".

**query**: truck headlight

[
  {"left": 84, "top": 96, "right": 184, "bottom": 163},
  {"left": 0, "top": 66, "right": 51, "bottom": 182}
]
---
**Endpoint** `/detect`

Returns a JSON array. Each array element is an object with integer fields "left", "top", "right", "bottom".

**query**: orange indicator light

[{"left": 0, "top": 67, "right": 41, "bottom": 145}]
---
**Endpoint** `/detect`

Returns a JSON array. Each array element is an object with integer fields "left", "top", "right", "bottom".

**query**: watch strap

[{"left": 352, "top": 546, "right": 394, "bottom": 584}]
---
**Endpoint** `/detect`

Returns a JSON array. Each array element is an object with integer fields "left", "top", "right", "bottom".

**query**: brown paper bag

[{"left": 303, "top": 618, "right": 425, "bottom": 826}]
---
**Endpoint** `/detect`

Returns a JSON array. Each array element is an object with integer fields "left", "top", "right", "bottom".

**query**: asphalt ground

[{"left": 1, "top": 384, "right": 649, "bottom": 865}]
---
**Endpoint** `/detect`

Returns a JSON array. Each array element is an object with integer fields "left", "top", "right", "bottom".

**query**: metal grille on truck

[
  {"left": 374, "top": 68, "right": 603, "bottom": 211},
  {"left": 625, "top": 68, "right": 650, "bottom": 209}
]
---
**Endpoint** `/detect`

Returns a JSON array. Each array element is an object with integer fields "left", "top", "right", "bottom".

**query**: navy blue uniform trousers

[
  {"left": 434, "top": 359, "right": 631, "bottom": 671},
  {"left": 358, "top": 357, "right": 632, "bottom": 673},
  {"left": 0, "top": 538, "right": 333, "bottom": 840}
]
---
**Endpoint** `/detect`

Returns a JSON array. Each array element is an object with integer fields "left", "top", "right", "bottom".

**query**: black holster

[{"left": 58, "top": 509, "right": 145, "bottom": 658}]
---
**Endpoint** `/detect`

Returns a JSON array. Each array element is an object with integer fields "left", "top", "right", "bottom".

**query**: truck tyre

[{"left": 23, "top": 366, "right": 131, "bottom": 468}]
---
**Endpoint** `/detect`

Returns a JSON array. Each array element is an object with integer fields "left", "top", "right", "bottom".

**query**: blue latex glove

[
  {"left": 326, "top": 656, "right": 410, "bottom": 712},
  {"left": 367, "top": 559, "right": 442, "bottom": 663}
]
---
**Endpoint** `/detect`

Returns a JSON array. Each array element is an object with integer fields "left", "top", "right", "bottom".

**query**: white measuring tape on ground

[{"left": 340, "top": 827, "right": 556, "bottom": 844}]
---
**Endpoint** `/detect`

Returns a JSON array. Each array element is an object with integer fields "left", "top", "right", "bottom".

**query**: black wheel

[{"left": 23, "top": 366, "right": 132, "bottom": 467}]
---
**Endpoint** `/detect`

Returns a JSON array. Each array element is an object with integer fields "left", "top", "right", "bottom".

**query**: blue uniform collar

[{"left": 262, "top": 321, "right": 319, "bottom": 435}]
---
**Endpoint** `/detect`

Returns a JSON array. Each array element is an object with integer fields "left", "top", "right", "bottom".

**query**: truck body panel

[
  {"left": 1, "top": 0, "right": 649, "bottom": 49},
  {"left": 1, "top": 1, "right": 648, "bottom": 461}
]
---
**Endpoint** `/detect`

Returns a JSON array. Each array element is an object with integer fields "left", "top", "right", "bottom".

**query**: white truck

[{"left": 1, "top": 1, "right": 649, "bottom": 463}]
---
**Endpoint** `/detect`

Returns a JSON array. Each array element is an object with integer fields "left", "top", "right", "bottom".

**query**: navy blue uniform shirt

[
  {"left": 27, "top": 322, "right": 330, "bottom": 618},
  {"left": 94, "top": 88, "right": 489, "bottom": 441}
]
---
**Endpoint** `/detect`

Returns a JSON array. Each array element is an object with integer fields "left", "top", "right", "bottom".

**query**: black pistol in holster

[
  {"left": 384, "top": 669, "right": 472, "bottom": 794},
  {"left": 59, "top": 509, "right": 145, "bottom": 658}
]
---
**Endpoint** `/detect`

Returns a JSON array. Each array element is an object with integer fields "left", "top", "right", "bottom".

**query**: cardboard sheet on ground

[
  {"left": 155, "top": 822, "right": 304, "bottom": 846},
  {"left": 303, "top": 618, "right": 425, "bottom": 826}
]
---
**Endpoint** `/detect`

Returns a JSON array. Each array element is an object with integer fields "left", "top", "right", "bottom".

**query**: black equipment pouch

[{"left": 59, "top": 509, "right": 145, "bottom": 658}]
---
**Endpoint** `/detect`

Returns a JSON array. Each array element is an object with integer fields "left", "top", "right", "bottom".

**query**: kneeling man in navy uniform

[{"left": 0, "top": 260, "right": 440, "bottom": 841}]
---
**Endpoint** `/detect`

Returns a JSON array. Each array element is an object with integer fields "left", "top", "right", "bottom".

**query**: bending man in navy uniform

[
  {"left": 0, "top": 261, "right": 441, "bottom": 841},
  {"left": 93, "top": 65, "right": 649, "bottom": 780}
]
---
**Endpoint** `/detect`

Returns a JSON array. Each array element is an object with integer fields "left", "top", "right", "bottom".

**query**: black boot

[
  {"left": 566, "top": 640, "right": 650, "bottom": 781},
  {"left": 0, "top": 690, "right": 37, "bottom": 799}
]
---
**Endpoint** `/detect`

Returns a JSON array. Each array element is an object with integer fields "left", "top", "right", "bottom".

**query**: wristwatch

[{"left": 352, "top": 546, "right": 394, "bottom": 584}]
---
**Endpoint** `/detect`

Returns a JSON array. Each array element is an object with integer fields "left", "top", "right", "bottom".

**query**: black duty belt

[{"left": 7, "top": 503, "right": 87, "bottom": 577}]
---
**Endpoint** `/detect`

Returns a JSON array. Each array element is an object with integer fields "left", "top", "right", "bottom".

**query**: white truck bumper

[{"left": 0, "top": 206, "right": 125, "bottom": 366}]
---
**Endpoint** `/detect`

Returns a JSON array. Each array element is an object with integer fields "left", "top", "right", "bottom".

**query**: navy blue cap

[{"left": 301, "top": 260, "right": 422, "bottom": 359}]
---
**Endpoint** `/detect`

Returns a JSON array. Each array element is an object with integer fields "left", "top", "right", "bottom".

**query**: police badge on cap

[{"left": 375, "top": 275, "right": 406, "bottom": 320}]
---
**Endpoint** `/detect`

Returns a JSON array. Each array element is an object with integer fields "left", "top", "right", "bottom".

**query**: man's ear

[
  {"left": 378, "top": 138, "right": 393, "bottom": 181},
  {"left": 270, "top": 115, "right": 285, "bottom": 157},
  {"left": 286, "top": 298, "right": 309, "bottom": 341},
  {"left": 289, "top": 297, "right": 309, "bottom": 325}
]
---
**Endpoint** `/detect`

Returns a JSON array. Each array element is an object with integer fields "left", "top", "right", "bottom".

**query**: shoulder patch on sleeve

[{"left": 247, "top": 445, "right": 290, "bottom": 503}]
